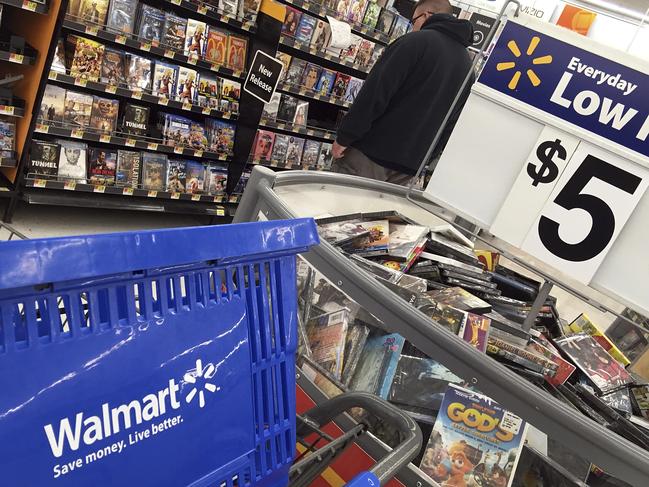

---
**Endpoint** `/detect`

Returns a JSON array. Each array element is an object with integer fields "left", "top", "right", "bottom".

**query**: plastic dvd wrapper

[
  {"left": 106, "top": 0, "right": 138, "bottom": 34},
  {"left": 318, "top": 220, "right": 370, "bottom": 246},
  {"left": 427, "top": 286, "right": 492, "bottom": 314},
  {"left": 419, "top": 384, "right": 528, "bottom": 487},
  {"left": 306, "top": 309, "right": 350, "bottom": 380},
  {"left": 87, "top": 148, "right": 116, "bottom": 185},
  {"left": 345, "top": 219, "right": 390, "bottom": 256},
  {"left": 388, "top": 223, "right": 429, "bottom": 260},
  {"left": 512, "top": 446, "right": 587, "bottom": 486},
  {"left": 348, "top": 332, "right": 405, "bottom": 399},
  {"left": 340, "top": 323, "right": 370, "bottom": 386},
  {"left": 29, "top": 140, "right": 60, "bottom": 176}
]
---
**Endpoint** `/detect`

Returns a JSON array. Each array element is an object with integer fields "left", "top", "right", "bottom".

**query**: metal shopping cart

[{"left": 0, "top": 218, "right": 421, "bottom": 487}]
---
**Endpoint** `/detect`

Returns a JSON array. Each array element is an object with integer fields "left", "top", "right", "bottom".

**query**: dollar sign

[{"left": 527, "top": 139, "right": 567, "bottom": 187}]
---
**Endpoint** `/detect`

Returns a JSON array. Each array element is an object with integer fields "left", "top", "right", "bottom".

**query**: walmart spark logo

[
  {"left": 184, "top": 359, "right": 220, "bottom": 408},
  {"left": 497, "top": 36, "right": 553, "bottom": 90}
]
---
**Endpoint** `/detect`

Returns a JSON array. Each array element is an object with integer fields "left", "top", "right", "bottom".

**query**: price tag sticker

[
  {"left": 213, "top": 195, "right": 223, "bottom": 203},
  {"left": 33, "top": 179, "right": 46, "bottom": 188},
  {"left": 164, "top": 49, "right": 175, "bottom": 59},
  {"left": 187, "top": 57, "right": 198, "bottom": 65},
  {"left": 198, "top": 5, "right": 208, "bottom": 14},
  {"left": 500, "top": 411, "right": 523, "bottom": 436},
  {"left": 210, "top": 63, "right": 220, "bottom": 72},
  {"left": 223, "top": 112, "right": 231, "bottom": 119},
  {"left": 85, "top": 26, "right": 99, "bottom": 36},
  {"left": 147, "top": 143, "right": 159, "bottom": 151},
  {"left": 229, "top": 195, "right": 239, "bottom": 203},
  {"left": 100, "top": 134, "right": 111, "bottom": 143},
  {"left": 132, "top": 90, "right": 142, "bottom": 99},
  {"left": 140, "top": 42, "right": 151, "bottom": 52},
  {"left": 115, "top": 35, "right": 127, "bottom": 44},
  {"left": 35, "top": 123, "right": 48, "bottom": 133},
  {"left": 64, "top": 181, "right": 77, "bottom": 191},
  {"left": 171, "top": 0, "right": 181, "bottom": 4},
  {"left": 74, "top": 78, "right": 87, "bottom": 87},
  {"left": 159, "top": 96, "right": 169, "bottom": 106},
  {"left": 126, "top": 138, "right": 136, "bottom": 147},
  {"left": 22, "top": 0, "right": 37, "bottom": 11},
  {"left": 194, "top": 150, "right": 203, "bottom": 158},
  {"left": 171, "top": 192, "right": 181, "bottom": 199},
  {"left": 148, "top": 190, "right": 158, "bottom": 198},
  {"left": 0, "top": 106, "right": 14, "bottom": 116},
  {"left": 191, "top": 194, "right": 201, "bottom": 201},
  {"left": 48, "top": 70, "right": 57, "bottom": 80},
  {"left": 94, "top": 185, "right": 106, "bottom": 193},
  {"left": 9, "top": 53, "right": 24, "bottom": 64},
  {"left": 71, "top": 129, "right": 84, "bottom": 139},
  {"left": 216, "top": 208, "right": 225, "bottom": 216},
  {"left": 105, "top": 85, "right": 117, "bottom": 94},
  {"left": 174, "top": 146, "right": 184, "bottom": 154},
  {"left": 299, "top": 87, "right": 307, "bottom": 95},
  {"left": 202, "top": 107, "right": 211, "bottom": 115},
  {"left": 182, "top": 101, "right": 192, "bottom": 111},
  {"left": 123, "top": 187, "right": 134, "bottom": 196},
  {"left": 307, "top": 129, "right": 315, "bottom": 136}
]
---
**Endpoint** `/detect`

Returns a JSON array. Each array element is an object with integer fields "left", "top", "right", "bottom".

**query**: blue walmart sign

[{"left": 479, "top": 21, "right": 649, "bottom": 159}]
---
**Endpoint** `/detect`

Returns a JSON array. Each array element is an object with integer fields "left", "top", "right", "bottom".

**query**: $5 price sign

[{"left": 492, "top": 127, "right": 649, "bottom": 283}]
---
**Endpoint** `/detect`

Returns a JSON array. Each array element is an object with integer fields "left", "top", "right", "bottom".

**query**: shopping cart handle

[
  {"left": 347, "top": 471, "right": 381, "bottom": 486},
  {"left": 299, "top": 392, "right": 422, "bottom": 485}
]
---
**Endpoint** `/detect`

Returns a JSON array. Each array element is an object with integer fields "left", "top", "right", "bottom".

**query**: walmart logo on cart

[
  {"left": 44, "top": 359, "right": 220, "bottom": 458},
  {"left": 479, "top": 21, "right": 649, "bottom": 159}
]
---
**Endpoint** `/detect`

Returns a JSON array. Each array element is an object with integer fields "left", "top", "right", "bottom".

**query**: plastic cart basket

[{"left": 0, "top": 219, "right": 321, "bottom": 487}]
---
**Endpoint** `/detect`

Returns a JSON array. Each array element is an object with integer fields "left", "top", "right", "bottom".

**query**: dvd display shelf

[
  {"left": 279, "top": 34, "right": 370, "bottom": 76},
  {"left": 33, "top": 122, "right": 232, "bottom": 162},
  {"left": 0, "top": 0, "right": 48, "bottom": 14},
  {"left": 278, "top": 0, "right": 390, "bottom": 45},
  {"left": 165, "top": 0, "right": 257, "bottom": 34},
  {"left": 62, "top": 17, "right": 246, "bottom": 81},
  {"left": 0, "top": 98, "right": 25, "bottom": 118},
  {"left": 0, "top": 156, "right": 17, "bottom": 168},
  {"left": 259, "top": 117, "right": 335, "bottom": 142},
  {"left": 47, "top": 69, "right": 239, "bottom": 122},
  {"left": 0, "top": 38, "right": 38, "bottom": 66},
  {"left": 248, "top": 157, "right": 329, "bottom": 171},
  {"left": 278, "top": 80, "right": 351, "bottom": 108}
]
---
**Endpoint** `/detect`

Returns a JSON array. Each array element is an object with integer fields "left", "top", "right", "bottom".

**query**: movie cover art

[
  {"left": 318, "top": 220, "right": 369, "bottom": 246},
  {"left": 512, "top": 446, "right": 587, "bottom": 487},
  {"left": 301, "top": 63, "right": 322, "bottom": 91},
  {"left": 205, "top": 28, "right": 228, "bottom": 65},
  {"left": 152, "top": 61, "right": 178, "bottom": 99},
  {"left": 232, "top": 169, "right": 251, "bottom": 194},
  {"left": 63, "top": 90, "right": 93, "bottom": 128},
  {"left": 339, "top": 34, "right": 362, "bottom": 64},
  {"left": 376, "top": 9, "right": 395, "bottom": 35},
  {"left": 344, "top": 77, "right": 363, "bottom": 102},
  {"left": 141, "top": 152, "right": 167, "bottom": 191},
  {"left": 67, "top": 0, "right": 109, "bottom": 25},
  {"left": 121, "top": 103, "right": 149, "bottom": 136},
  {"left": 137, "top": 4, "right": 165, "bottom": 43},
  {"left": 206, "top": 165, "right": 227, "bottom": 194},
  {"left": 362, "top": 2, "right": 381, "bottom": 29},
  {"left": 115, "top": 150, "right": 140, "bottom": 187},
  {"left": 29, "top": 140, "right": 60, "bottom": 176},
  {"left": 261, "top": 92, "right": 280, "bottom": 121},
  {"left": 125, "top": 54, "right": 152, "bottom": 91},
  {"left": 349, "top": 332, "right": 405, "bottom": 399},
  {"left": 369, "top": 44, "right": 384, "bottom": 68},
  {"left": 293, "top": 101, "right": 308, "bottom": 127},
  {"left": 316, "top": 69, "right": 336, "bottom": 96},
  {"left": 40, "top": 84, "right": 66, "bottom": 124},
  {"left": 389, "top": 355, "right": 465, "bottom": 413},
  {"left": 166, "top": 159, "right": 186, "bottom": 192},
  {"left": 57, "top": 140, "right": 87, "bottom": 182},
  {"left": 197, "top": 74, "right": 220, "bottom": 108},
  {"left": 285, "top": 136, "right": 305, "bottom": 166},
  {"left": 301, "top": 139, "right": 320, "bottom": 167},
  {"left": 185, "top": 19, "right": 207, "bottom": 61},
  {"left": 317, "top": 143, "right": 333, "bottom": 169},
  {"left": 311, "top": 19, "right": 331, "bottom": 50},
  {"left": 285, "top": 58, "right": 307, "bottom": 86},
  {"left": 460, "top": 313, "right": 491, "bottom": 352},
  {"left": 243, "top": 0, "right": 262, "bottom": 19},
  {"left": 331, "top": 73, "right": 351, "bottom": 99},
  {"left": 252, "top": 130, "right": 275, "bottom": 162},
  {"left": 218, "top": 0, "right": 239, "bottom": 17},
  {"left": 427, "top": 286, "right": 492, "bottom": 314},
  {"left": 89, "top": 96, "right": 119, "bottom": 133},
  {"left": 277, "top": 94, "right": 298, "bottom": 122},
  {"left": 282, "top": 7, "right": 302, "bottom": 37},
  {"left": 106, "top": 0, "right": 138, "bottom": 34},
  {"left": 206, "top": 119, "right": 235, "bottom": 154},
  {"left": 346, "top": 219, "right": 389, "bottom": 255},
  {"left": 227, "top": 35, "right": 247, "bottom": 72},
  {"left": 355, "top": 39, "right": 374, "bottom": 68},
  {"left": 276, "top": 52, "right": 292, "bottom": 81},
  {"left": 162, "top": 113, "right": 191, "bottom": 147},
  {"left": 185, "top": 160, "right": 205, "bottom": 193},
  {"left": 270, "top": 134, "right": 289, "bottom": 164},
  {"left": 420, "top": 384, "right": 527, "bottom": 487},
  {"left": 295, "top": 14, "right": 317, "bottom": 44},
  {"left": 88, "top": 148, "right": 116, "bottom": 184},
  {"left": 100, "top": 48, "right": 125, "bottom": 86},
  {"left": 162, "top": 13, "right": 187, "bottom": 52},
  {"left": 306, "top": 309, "right": 350, "bottom": 379},
  {"left": 69, "top": 36, "right": 105, "bottom": 82},
  {"left": 388, "top": 223, "right": 429, "bottom": 260},
  {"left": 391, "top": 15, "right": 410, "bottom": 38},
  {"left": 188, "top": 122, "right": 208, "bottom": 151},
  {"left": 51, "top": 39, "right": 66, "bottom": 74},
  {"left": 220, "top": 79, "right": 240, "bottom": 112},
  {"left": 556, "top": 334, "right": 633, "bottom": 394},
  {"left": 176, "top": 66, "right": 198, "bottom": 102}
]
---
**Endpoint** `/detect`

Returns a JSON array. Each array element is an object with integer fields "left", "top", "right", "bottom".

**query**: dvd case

[
  {"left": 331, "top": 73, "right": 351, "bottom": 99},
  {"left": 293, "top": 101, "right": 308, "bottom": 127},
  {"left": 51, "top": 39, "right": 66, "bottom": 74},
  {"left": 316, "top": 69, "right": 336, "bottom": 96},
  {"left": 206, "top": 118, "right": 235, "bottom": 155},
  {"left": 63, "top": 90, "right": 93, "bottom": 128},
  {"left": 276, "top": 52, "right": 292, "bottom": 81},
  {"left": 295, "top": 14, "right": 317, "bottom": 44},
  {"left": 67, "top": 0, "right": 109, "bottom": 25},
  {"left": 344, "top": 77, "right": 363, "bottom": 102},
  {"left": 176, "top": 66, "right": 199, "bottom": 102},
  {"left": 227, "top": 35, "right": 247, "bottom": 72},
  {"left": 162, "top": 13, "right": 187, "bottom": 52},
  {"left": 311, "top": 19, "right": 331, "bottom": 50},
  {"left": 89, "top": 96, "right": 119, "bottom": 133},
  {"left": 306, "top": 309, "right": 350, "bottom": 379},
  {"left": 136, "top": 4, "right": 165, "bottom": 43},
  {"left": 261, "top": 92, "right": 280, "bottom": 121},
  {"left": 121, "top": 103, "right": 149, "bottom": 136},
  {"left": 152, "top": 61, "right": 178, "bottom": 99},
  {"left": 363, "top": 2, "right": 381, "bottom": 28},
  {"left": 277, "top": 94, "right": 298, "bottom": 123},
  {"left": 100, "top": 48, "right": 125, "bottom": 86},
  {"left": 141, "top": 152, "right": 167, "bottom": 190},
  {"left": 185, "top": 160, "right": 205, "bottom": 193},
  {"left": 206, "top": 165, "right": 228, "bottom": 194},
  {"left": 301, "top": 63, "right": 322, "bottom": 91},
  {"left": 285, "top": 58, "right": 307, "bottom": 86},
  {"left": 270, "top": 134, "right": 289, "bottom": 164},
  {"left": 355, "top": 39, "right": 374, "bottom": 68},
  {"left": 29, "top": 140, "right": 60, "bottom": 176},
  {"left": 220, "top": 79, "right": 240, "bottom": 112},
  {"left": 69, "top": 36, "right": 105, "bottom": 82},
  {"left": 301, "top": 139, "right": 321, "bottom": 167},
  {"left": 125, "top": 54, "right": 152, "bottom": 91},
  {"left": 285, "top": 136, "right": 305, "bottom": 166},
  {"left": 282, "top": 7, "right": 302, "bottom": 37},
  {"left": 185, "top": 19, "right": 207, "bottom": 61},
  {"left": 376, "top": 9, "right": 395, "bottom": 35},
  {"left": 166, "top": 159, "right": 186, "bottom": 192},
  {"left": 115, "top": 150, "right": 140, "bottom": 187},
  {"left": 348, "top": 332, "right": 405, "bottom": 398},
  {"left": 40, "top": 84, "right": 66, "bottom": 124},
  {"left": 205, "top": 28, "right": 228, "bottom": 65},
  {"left": 88, "top": 148, "right": 117, "bottom": 185},
  {"left": 252, "top": 130, "right": 275, "bottom": 162},
  {"left": 391, "top": 15, "right": 410, "bottom": 38},
  {"left": 57, "top": 140, "right": 87, "bottom": 182},
  {"left": 106, "top": 0, "right": 138, "bottom": 34}
]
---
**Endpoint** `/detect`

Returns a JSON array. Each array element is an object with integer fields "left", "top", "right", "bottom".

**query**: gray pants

[{"left": 331, "top": 147, "right": 416, "bottom": 187}]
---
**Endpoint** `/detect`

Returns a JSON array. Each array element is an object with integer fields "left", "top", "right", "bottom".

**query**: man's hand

[{"left": 332, "top": 141, "right": 347, "bottom": 159}]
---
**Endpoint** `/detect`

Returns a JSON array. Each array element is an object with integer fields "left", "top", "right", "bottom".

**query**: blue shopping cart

[{"left": 0, "top": 219, "right": 420, "bottom": 487}]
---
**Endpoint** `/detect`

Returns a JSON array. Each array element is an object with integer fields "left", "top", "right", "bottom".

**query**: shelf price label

[
  {"left": 126, "top": 138, "right": 136, "bottom": 147},
  {"left": 48, "top": 70, "right": 57, "bottom": 80},
  {"left": 105, "top": 85, "right": 117, "bottom": 94},
  {"left": 94, "top": 185, "right": 106, "bottom": 193},
  {"left": 216, "top": 208, "right": 225, "bottom": 216},
  {"left": 132, "top": 90, "right": 142, "bottom": 99},
  {"left": 187, "top": 57, "right": 198, "bottom": 65},
  {"left": 147, "top": 143, "right": 159, "bottom": 151},
  {"left": 519, "top": 142, "right": 649, "bottom": 283},
  {"left": 35, "top": 123, "right": 48, "bottom": 133},
  {"left": 171, "top": 0, "right": 181, "bottom": 4},
  {"left": 71, "top": 129, "right": 84, "bottom": 139},
  {"left": 147, "top": 190, "right": 158, "bottom": 198},
  {"left": 33, "top": 179, "right": 46, "bottom": 188},
  {"left": 191, "top": 194, "right": 201, "bottom": 201},
  {"left": 198, "top": 5, "right": 208, "bottom": 14},
  {"left": 122, "top": 187, "right": 134, "bottom": 195},
  {"left": 164, "top": 49, "right": 175, "bottom": 59},
  {"left": 213, "top": 195, "right": 223, "bottom": 203},
  {"left": 64, "top": 181, "right": 76, "bottom": 191},
  {"left": 140, "top": 42, "right": 151, "bottom": 52},
  {"left": 0, "top": 106, "right": 14, "bottom": 116},
  {"left": 182, "top": 101, "right": 192, "bottom": 111},
  {"left": 22, "top": 0, "right": 37, "bottom": 11},
  {"left": 9, "top": 53, "right": 24, "bottom": 64},
  {"left": 194, "top": 150, "right": 203, "bottom": 158},
  {"left": 85, "top": 26, "right": 99, "bottom": 36},
  {"left": 100, "top": 134, "right": 111, "bottom": 143},
  {"left": 174, "top": 146, "right": 184, "bottom": 154},
  {"left": 171, "top": 192, "right": 180, "bottom": 199},
  {"left": 115, "top": 35, "right": 127, "bottom": 44},
  {"left": 202, "top": 107, "right": 211, "bottom": 115},
  {"left": 159, "top": 96, "right": 169, "bottom": 106},
  {"left": 74, "top": 78, "right": 88, "bottom": 87}
]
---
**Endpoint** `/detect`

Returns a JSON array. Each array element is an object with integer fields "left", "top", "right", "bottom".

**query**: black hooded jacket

[{"left": 336, "top": 14, "right": 474, "bottom": 175}]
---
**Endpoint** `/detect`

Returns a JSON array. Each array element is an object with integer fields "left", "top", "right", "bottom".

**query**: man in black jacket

[{"left": 332, "top": 0, "right": 474, "bottom": 185}]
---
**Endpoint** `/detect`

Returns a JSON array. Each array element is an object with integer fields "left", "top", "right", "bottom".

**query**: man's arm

[{"left": 335, "top": 36, "right": 422, "bottom": 149}]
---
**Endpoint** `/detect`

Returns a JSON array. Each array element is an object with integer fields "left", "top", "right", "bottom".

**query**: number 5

[{"left": 538, "top": 155, "right": 642, "bottom": 262}]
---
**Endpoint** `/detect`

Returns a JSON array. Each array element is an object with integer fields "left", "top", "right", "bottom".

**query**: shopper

[{"left": 332, "top": 0, "right": 474, "bottom": 185}]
